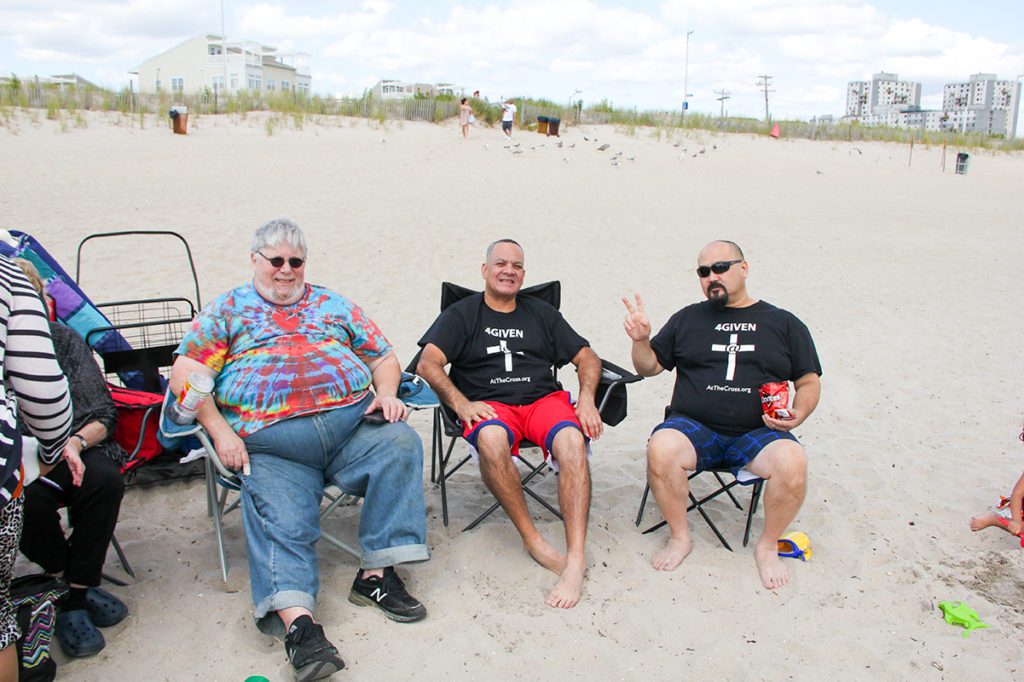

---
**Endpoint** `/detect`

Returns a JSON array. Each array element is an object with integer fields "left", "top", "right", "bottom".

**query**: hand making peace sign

[{"left": 622, "top": 293, "right": 652, "bottom": 342}]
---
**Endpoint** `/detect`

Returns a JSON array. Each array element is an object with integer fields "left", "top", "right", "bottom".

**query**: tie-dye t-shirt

[{"left": 176, "top": 283, "right": 391, "bottom": 437}]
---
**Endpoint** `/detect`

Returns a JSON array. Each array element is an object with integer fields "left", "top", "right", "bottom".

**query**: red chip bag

[{"left": 760, "top": 381, "right": 791, "bottom": 419}]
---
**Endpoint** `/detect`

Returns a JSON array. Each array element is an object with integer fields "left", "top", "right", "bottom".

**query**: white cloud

[{"left": 0, "top": 0, "right": 1020, "bottom": 125}]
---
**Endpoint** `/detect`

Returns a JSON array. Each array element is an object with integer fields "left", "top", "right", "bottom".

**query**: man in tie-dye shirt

[{"left": 171, "top": 217, "right": 428, "bottom": 680}]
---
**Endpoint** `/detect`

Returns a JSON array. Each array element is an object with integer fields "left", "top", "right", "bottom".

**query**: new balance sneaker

[
  {"left": 284, "top": 615, "right": 345, "bottom": 682},
  {"left": 348, "top": 567, "right": 427, "bottom": 622}
]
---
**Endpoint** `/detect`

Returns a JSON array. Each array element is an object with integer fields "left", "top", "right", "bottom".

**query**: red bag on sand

[{"left": 108, "top": 385, "right": 164, "bottom": 473}]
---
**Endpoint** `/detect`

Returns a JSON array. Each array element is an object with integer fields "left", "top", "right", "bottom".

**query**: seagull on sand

[{"left": 597, "top": 143, "right": 610, "bottom": 151}]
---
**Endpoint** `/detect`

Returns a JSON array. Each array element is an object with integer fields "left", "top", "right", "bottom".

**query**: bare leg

[
  {"left": 746, "top": 440, "right": 807, "bottom": 590},
  {"left": 545, "top": 428, "right": 590, "bottom": 609},
  {"left": 0, "top": 644, "right": 16, "bottom": 682},
  {"left": 646, "top": 429, "right": 698, "bottom": 571},
  {"left": 278, "top": 606, "right": 314, "bottom": 631},
  {"left": 969, "top": 513, "right": 1011, "bottom": 533},
  {"left": 476, "top": 426, "right": 565, "bottom": 575}
]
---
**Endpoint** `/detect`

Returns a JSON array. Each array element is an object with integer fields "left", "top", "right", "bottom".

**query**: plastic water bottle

[{"left": 167, "top": 371, "right": 215, "bottom": 425}]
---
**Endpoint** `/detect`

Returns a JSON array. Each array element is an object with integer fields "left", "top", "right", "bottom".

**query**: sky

[{"left": 2, "top": 0, "right": 1023, "bottom": 129}]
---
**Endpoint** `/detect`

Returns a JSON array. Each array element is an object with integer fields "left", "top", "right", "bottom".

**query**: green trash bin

[
  {"left": 955, "top": 152, "right": 969, "bottom": 175},
  {"left": 537, "top": 116, "right": 549, "bottom": 135},
  {"left": 547, "top": 116, "right": 561, "bottom": 137}
]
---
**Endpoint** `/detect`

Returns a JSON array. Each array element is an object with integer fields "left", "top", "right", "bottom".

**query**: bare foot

[
  {"left": 651, "top": 537, "right": 692, "bottom": 571},
  {"left": 754, "top": 543, "right": 790, "bottom": 589},
  {"left": 524, "top": 535, "right": 567, "bottom": 576},
  {"left": 969, "top": 513, "right": 1002, "bottom": 532},
  {"left": 545, "top": 557, "right": 584, "bottom": 609}
]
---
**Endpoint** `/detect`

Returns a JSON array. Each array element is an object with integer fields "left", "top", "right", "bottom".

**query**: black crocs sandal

[
  {"left": 85, "top": 586, "right": 128, "bottom": 627},
  {"left": 55, "top": 609, "right": 105, "bottom": 657}
]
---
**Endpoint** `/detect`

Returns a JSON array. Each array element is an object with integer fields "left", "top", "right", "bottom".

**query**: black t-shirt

[
  {"left": 650, "top": 300, "right": 822, "bottom": 436},
  {"left": 418, "top": 293, "right": 589, "bottom": 404}
]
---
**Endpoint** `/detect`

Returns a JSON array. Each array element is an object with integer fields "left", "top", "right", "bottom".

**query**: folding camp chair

[
  {"left": 157, "top": 394, "right": 362, "bottom": 583},
  {"left": 169, "top": 371, "right": 435, "bottom": 582},
  {"left": 417, "top": 281, "right": 642, "bottom": 531},
  {"left": 634, "top": 413, "right": 765, "bottom": 551}
]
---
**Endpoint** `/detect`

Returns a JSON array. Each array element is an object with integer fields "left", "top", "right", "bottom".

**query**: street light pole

[
  {"left": 683, "top": 30, "right": 694, "bottom": 118},
  {"left": 569, "top": 89, "right": 582, "bottom": 124}
]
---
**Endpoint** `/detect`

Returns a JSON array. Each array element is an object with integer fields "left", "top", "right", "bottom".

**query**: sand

[{"left": 3, "top": 109, "right": 1023, "bottom": 680}]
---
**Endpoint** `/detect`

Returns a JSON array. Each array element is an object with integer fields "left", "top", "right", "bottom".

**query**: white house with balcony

[
  {"left": 130, "top": 34, "right": 311, "bottom": 96},
  {"left": 371, "top": 79, "right": 465, "bottom": 99}
]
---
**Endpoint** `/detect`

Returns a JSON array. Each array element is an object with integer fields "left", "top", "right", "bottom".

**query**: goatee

[{"left": 707, "top": 285, "right": 729, "bottom": 311}]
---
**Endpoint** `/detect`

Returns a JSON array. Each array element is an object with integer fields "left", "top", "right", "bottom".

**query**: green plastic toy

[{"left": 938, "top": 601, "right": 990, "bottom": 637}]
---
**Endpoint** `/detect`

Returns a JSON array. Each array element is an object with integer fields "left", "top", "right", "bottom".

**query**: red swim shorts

[{"left": 462, "top": 390, "right": 581, "bottom": 457}]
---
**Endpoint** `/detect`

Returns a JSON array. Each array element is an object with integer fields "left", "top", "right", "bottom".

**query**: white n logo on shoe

[{"left": 370, "top": 587, "right": 388, "bottom": 603}]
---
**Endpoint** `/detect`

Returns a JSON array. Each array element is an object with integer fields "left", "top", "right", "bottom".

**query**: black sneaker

[
  {"left": 348, "top": 567, "right": 427, "bottom": 622},
  {"left": 284, "top": 615, "right": 345, "bottom": 682}
]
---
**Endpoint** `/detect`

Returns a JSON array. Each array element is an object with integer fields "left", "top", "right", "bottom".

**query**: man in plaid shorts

[{"left": 623, "top": 240, "right": 822, "bottom": 589}]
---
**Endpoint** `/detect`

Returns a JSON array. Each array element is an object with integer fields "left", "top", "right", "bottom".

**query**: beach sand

[{"left": 3, "top": 110, "right": 1023, "bottom": 679}]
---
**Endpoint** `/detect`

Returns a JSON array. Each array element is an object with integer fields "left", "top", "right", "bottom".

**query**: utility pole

[
  {"left": 682, "top": 30, "right": 694, "bottom": 118},
  {"left": 714, "top": 89, "right": 731, "bottom": 118},
  {"left": 756, "top": 74, "right": 774, "bottom": 123}
]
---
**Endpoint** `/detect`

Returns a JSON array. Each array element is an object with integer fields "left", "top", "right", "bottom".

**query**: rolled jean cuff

[
  {"left": 254, "top": 589, "right": 317, "bottom": 636},
  {"left": 361, "top": 543, "right": 431, "bottom": 570}
]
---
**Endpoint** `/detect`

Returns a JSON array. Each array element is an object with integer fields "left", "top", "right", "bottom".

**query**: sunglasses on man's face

[
  {"left": 696, "top": 259, "right": 742, "bottom": 278},
  {"left": 258, "top": 251, "right": 306, "bottom": 269}
]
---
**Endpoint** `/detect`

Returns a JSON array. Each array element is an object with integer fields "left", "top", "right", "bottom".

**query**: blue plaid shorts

[{"left": 652, "top": 414, "right": 798, "bottom": 475}]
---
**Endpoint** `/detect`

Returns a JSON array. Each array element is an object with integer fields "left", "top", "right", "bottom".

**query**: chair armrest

[
  {"left": 594, "top": 359, "right": 642, "bottom": 427},
  {"left": 599, "top": 359, "right": 643, "bottom": 386}
]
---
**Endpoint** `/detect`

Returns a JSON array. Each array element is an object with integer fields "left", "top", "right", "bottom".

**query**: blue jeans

[{"left": 240, "top": 395, "right": 429, "bottom": 635}]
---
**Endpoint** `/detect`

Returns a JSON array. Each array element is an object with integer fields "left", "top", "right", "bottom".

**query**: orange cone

[{"left": 770, "top": 123, "right": 781, "bottom": 138}]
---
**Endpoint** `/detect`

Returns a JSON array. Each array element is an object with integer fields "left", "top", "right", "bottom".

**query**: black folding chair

[
  {"left": 635, "top": 470, "right": 763, "bottom": 551},
  {"left": 634, "top": 406, "right": 765, "bottom": 551},
  {"left": 416, "top": 281, "right": 641, "bottom": 531}
]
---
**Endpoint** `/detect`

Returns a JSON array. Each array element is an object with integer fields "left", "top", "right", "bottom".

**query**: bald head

[{"left": 699, "top": 240, "right": 744, "bottom": 261}]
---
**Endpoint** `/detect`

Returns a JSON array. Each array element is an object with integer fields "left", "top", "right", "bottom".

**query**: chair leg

[
  {"left": 206, "top": 458, "right": 231, "bottom": 582},
  {"left": 439, "top": 436, "right": 459, "bottom": 528},
  {"left": 430, "top": 408, "right": 441, "bottom": 483},
  {"left": 743, "top": 481, "right": 764, "bottom": 547},
  {"left": 111, "top": 535, "right": 135, "bottom": 579},
  {"left": 635, "top": 484, "right": 651, "bottom": 527},
  {"left": 462, "top": 457, "right": 561, "bottom": 531},
  {"left": 691, "top": 490, "right": 732, "bottom": 551},
  {"left": 714, "top": 471, "right": 742, "bottom": 509}
]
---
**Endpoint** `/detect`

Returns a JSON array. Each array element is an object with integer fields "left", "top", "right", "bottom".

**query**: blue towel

[{"left": 399, "top": 372, "right": 440, "bottom": 409}]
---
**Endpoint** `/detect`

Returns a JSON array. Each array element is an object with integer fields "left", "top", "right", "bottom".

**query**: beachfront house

[
  {"left": 130, "top": 34, "right": 311, "bottom": 96},
  {"left": 372, "top": 80, "right": 465, "bottom": 99}
]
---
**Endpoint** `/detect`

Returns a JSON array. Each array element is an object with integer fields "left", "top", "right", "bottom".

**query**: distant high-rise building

[
  {"left": 844, "top": 71, "right": 1020, "bottom": 139},
  {"left": 941, "top": 73, "right": 1020, "bottom": 138},
  {"left": 846, "top": 72, "right": 921, "bottom": 117}
]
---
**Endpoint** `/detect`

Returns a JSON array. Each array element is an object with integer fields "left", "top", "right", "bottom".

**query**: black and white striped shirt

[{"left": 0, "top": 255, "right": 72, "bottom": 505}]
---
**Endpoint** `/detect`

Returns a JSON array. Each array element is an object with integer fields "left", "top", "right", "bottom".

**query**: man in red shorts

[{"left": 417, "top": 239, "right": 602, "bottom": 609}]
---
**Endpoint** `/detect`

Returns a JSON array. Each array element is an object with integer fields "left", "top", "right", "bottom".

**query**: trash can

[
  {"left": 955, "top": 152, "right": 969, "bottom": 175},
  {"left": 547, "top": 116, "right": 561, "bottom": 137},
  {"left": 169, "top": 106, "right": 189, "bottom": 135},
  {"left": 537, "top": 116, "right": 549, "bottom": 135}
]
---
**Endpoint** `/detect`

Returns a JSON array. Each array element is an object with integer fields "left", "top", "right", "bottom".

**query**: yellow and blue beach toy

[{"left": 777, "top": 531, "right": 813, "bottom": 560}]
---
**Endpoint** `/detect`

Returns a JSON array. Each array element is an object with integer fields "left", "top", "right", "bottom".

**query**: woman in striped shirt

[{"left": 0, "top": 254, "right": 72, "bottom": 677}]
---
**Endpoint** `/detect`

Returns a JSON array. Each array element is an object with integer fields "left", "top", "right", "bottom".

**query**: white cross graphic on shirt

[
  {"left": 710, "top": 333, "right": 755, "bottom": 381},
  {"left": 486, "top": 340, "right": 524, "bottom": 372}
]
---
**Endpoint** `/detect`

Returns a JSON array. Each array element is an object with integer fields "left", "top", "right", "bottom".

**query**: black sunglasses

[
  {"left": 696, "top": 259, "right": 742, "bottom": 278},
  {"left": 257, "top": 251, "right": 306, "bottom": 269}
]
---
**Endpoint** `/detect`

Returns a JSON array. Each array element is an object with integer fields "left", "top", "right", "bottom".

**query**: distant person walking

[
  {"left": 501, "top": 98, "right": 517, "bottom": 140},
  {"left": 459, "top": 98, "right": 473, "bottom": 140}
]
